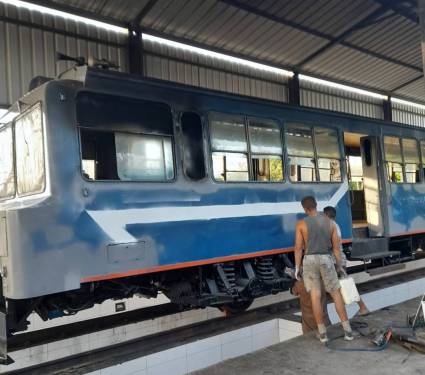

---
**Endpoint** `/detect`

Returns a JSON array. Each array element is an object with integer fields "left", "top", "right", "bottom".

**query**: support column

[
  {"left": 128, "top": 25, "right": 143, "bottom": 75},
  {"left": 383, "top": 96, "right": 392, "bottom": 122},
  {"left": 419, "top": 0, "right": 425, "bottom": 75},
  {"left": 288, "top": 72, "right": 300, "bottom": 106}
]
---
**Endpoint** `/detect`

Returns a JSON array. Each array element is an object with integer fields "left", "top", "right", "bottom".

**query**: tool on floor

[{"left": 371, "top": 327, "right": 392, "bottom": 347}]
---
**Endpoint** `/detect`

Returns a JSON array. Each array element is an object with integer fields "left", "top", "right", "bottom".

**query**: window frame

[
  {"left": 179, "top": 111, "right": 208, "bottom": 182},
  {"left": 0, "top": 122, "right": 16, "bottom": 201},
  {"left": 78, "top": 126, "right": 177, "bottom": 183},
  {"left": 420, "top": 140, "right": 425, "bottom": 183},
  {"left": 14, "top": 102, "right": 46, "bottom": 197},
  {"left": 285, "top": 123, "right": 343, "bottom": 184},
  {"left": 383, "top": 135, "right": 421, "bottom": 184},
  {"left": 208, "top": 111, "right": 285, "bottom": 183}
]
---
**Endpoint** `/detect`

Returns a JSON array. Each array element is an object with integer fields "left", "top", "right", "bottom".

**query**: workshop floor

[{"left": 193, "top": 297, "right": 425, "bottom": 375}]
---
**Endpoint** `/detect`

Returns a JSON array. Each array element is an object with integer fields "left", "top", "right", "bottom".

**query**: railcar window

[
  {"left": 77, "top": 92, "right": 175, "bottom": 182},
  {"left": 384, "top": 137, "right": 404, "bottom": 183},
  {"left": 402, "top": 138, "right": 420, "bottom": 183},
  {"left": 209, "top": 114, "right": 283, "bottom": 182},
  {"left": 15, "top": 104, "right": 45, "bottom": 195},
  {"left": 116, "top": 133, "right": 173, "bottom": 181},
  {"left": 286, "top": 125, "right": 316, "bottom": 182},
  {"left": 210, "top": 115, "right": 247, "bottom": 152},
  {"left": 383, "top": 136, "right": 420, "bottom": 184},
  {"left": 315, "top": 127, "right": 341, "bottom": 182},
  {"left": 0, "top": 125, "right": 15, "bottom": 199},
  {"left": 210, "top": 114, "right": 249, "bottom": 182},
  {"left": 212, "top": 152, "right": 249, "bottom": 181},
  {"left": 248, "top": 118, "right": 283, "bottom": 181},
  {"left": 286, "top": 125, "right": 342, "bottom": 183},
  {"left": 181, "top": 112, "right": 206, "bottom": 181}
]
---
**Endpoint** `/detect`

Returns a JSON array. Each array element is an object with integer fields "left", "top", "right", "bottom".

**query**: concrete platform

[{"left": 194, "top": 297, "right": 425, "bottom": 375}]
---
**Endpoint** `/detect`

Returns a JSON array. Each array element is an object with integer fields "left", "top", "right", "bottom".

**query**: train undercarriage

[{"left": 3, "top": 253, "right": 295, "bottom": 335}]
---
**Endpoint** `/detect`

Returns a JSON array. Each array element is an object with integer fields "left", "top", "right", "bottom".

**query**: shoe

[
  {"left": 344, "top": 331, "right": 354, "bottom": 341},
  {"left": 319, "top": 333, "right": 329, "bottom": 343},
  {"left": 357, "top": 308, "right": 370, "bottom": 316}
]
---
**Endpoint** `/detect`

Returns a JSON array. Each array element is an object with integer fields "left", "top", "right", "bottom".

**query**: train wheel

[{"left": 219, "top": 299, "right": 253, "bottom": 315}]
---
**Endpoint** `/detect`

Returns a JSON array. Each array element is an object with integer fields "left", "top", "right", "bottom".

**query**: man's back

[{"left": 297, "top": 214, "right": 333, "bottom": 255}]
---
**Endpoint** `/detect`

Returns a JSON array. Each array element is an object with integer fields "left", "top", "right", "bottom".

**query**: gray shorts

[{"left": 303, "top": 254, "right": 340, "bottom": 293}]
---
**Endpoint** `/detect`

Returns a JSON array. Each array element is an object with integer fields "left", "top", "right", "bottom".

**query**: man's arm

[
  {"left": 294, "top": 221, "right": 304, "bottom": 279},
  {"left": 330, "top": 221, "right": 342, "bottom": 267}
]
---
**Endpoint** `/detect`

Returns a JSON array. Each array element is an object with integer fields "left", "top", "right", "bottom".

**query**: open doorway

[{"left": 344, "top": 132, "right": 367, "bottom": 230}]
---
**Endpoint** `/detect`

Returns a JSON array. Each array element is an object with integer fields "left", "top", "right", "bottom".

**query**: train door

[
  {"left": 344, "top": 133, "right": 368, "bottom": 234},
  {"left": 344, "top": 133, "right": 388, "bottom": 237},
  {"left": 360, "top": 136, "right": 389, "bottom": 237}
]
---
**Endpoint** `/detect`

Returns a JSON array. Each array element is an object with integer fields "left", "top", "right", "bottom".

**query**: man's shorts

[{"left": 303, "top": 254, "right": 340, "bottom": 293}]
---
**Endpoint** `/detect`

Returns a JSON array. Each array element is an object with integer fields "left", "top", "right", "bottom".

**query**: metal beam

[
  {"left": 373, "top": 0, "right": 418, "bottom": 23},
  {"left": 218, "top": 0, "right": 422, "bottom": 72},
  {"left": 288, "top": 73, "right": 300, "bottom": 106},
  {"left": 383, "top": 97, "right": 393, "bottom": 121},
  {"left": 418, "top": 0, "right": 425, "bottom": 91},
  {"left": 0, "top": 15, "right": 125, "bottom": 48},
  {"left": 390, "top": 75, "right": 424, "bottom": 93},
  {"left": 128, "top": 26, "right": 143, "bottom": 75},
  {"left": 133, "top": 0, "right": 158, "bottom": 25},
  {"left": 298, "top": 6, "right": 392, "bottom": 67},
  {"left": 23, "top": 0, "right": 127, "bottom": 28}
]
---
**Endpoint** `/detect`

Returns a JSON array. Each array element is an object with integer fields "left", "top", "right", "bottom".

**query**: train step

[{"left": 352, "top": 225, "right": 369, "bottom": 238}]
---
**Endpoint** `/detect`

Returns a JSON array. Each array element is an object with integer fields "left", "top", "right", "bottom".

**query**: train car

[{"left": 1, "top": 64, "right": 425, "bottom": 358}]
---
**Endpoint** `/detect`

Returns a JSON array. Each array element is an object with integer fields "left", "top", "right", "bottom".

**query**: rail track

[{"left": 4, "top": 264, "right": 425, "bottom": 375}]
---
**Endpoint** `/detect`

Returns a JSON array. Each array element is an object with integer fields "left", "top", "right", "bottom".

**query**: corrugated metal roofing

[{"left": 3, "top": 0, "right": 425, "bottom": 104}]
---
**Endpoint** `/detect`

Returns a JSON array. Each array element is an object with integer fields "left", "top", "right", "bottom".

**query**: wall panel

[
  {"left": 0, "top": 2, "right": 127, "bottom": 108},
  {"left": 300, "top": 78, "right": 384, "bottom": 119},
  {"left": 391, "top": 101, "right": 425, "bottom": 128},
  {"left": 143, "top": 38, "right": 288, "bottom": 103}
]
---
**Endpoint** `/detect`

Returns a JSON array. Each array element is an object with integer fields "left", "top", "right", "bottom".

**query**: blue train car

[{"left": 0, "top": 65, "right": 424, "bottom": 346}]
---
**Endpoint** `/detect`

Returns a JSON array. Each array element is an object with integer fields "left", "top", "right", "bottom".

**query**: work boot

[{"left": 344, "top": 330, "right": 354, "bottom": 341}]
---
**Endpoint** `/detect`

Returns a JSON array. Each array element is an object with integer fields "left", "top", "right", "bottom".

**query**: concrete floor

[{"left": 193, "top": 297, "right": 425, "bottom": 375}]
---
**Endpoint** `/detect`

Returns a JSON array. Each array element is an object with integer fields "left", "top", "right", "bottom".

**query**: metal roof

[{"left": 15, "top": 0, "right": 425, "bottom": 102}]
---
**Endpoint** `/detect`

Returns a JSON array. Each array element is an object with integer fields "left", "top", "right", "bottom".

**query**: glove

[
  {"left": 336, "top": 264, "right": 347, "bottom": 278},
  {"left": 295, "top": 266, "right": 301, "bottom": 280}
]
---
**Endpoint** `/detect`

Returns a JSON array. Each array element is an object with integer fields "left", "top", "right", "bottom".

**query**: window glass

[
  {"left": 15, "top": 104, "right": 45, "bottom": 195},
  {"left": 315, "top": 127, "right": 340, "bottom": 158},
  {"left": 318, "top": 158, "right": 342, "bottom": 182},
  {"left": 116, "top": 133, "right": 173, "bottom": 181},
  {"left": 212, "top": 152, "right": 248, "bottom": 182},
  {"left": 402, "top": 139, "right": 420, "bottom": 183},
  {"left": 289, "top": 156, "right": 316, "bottom": 182},
  {"left": 387, "top": 162, "right": 404, "bottom": 183},
  {"left": 285, "top": 125, "right": 314, "bottom": 157},
  {"left": 210, "top": 115, "right": 246, "bottom": 152},
  {"left": 405, "top": 163, "right": 419, "bottom": 183},
  {"left": 348, "top": 155, "right": 363, "bottom": 190},
  {"left": 252, "top": 155, "right": 283, "bottom": 181},
  {"left": 384, "top": 136, "right": 402, "bottom": 162},
  {"left": 0, "top": 126, "right": 15, "bottom": 199},
  {"left": 248, "top": 119, "right": 282, "bottom": 154},
  {"left": 402, "top": 139, "right": 419, "bottom": 164}
]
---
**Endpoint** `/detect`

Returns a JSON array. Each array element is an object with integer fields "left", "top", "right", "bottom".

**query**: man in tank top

[{"left": 294, "top": 196, "right": 353, "bottom": 343}]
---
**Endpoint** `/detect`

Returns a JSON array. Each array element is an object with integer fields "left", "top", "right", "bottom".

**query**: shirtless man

[{"left": 294, "top": 196, "right": 353, "bottom": 343}]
